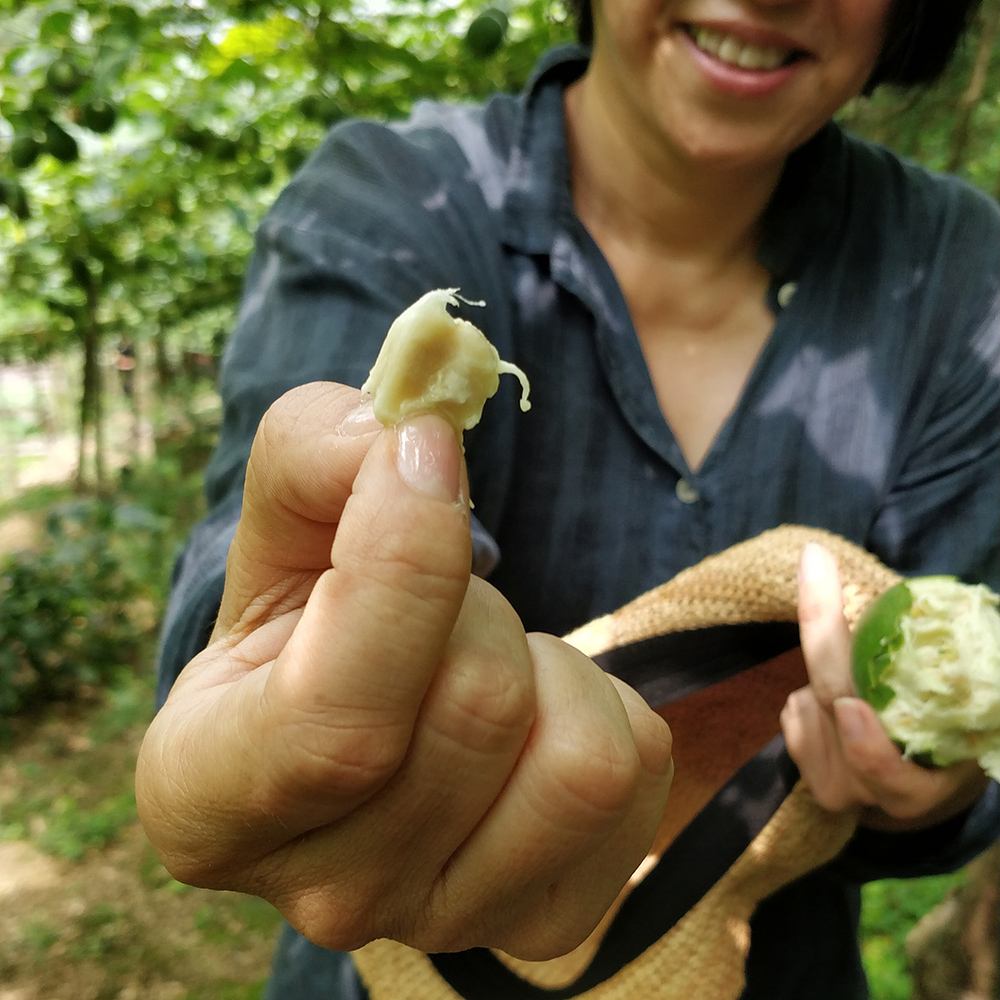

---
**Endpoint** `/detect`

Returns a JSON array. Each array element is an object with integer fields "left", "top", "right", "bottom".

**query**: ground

[
  {"left": 0, "top": 677, "right": 283, "bottom": 1000},
  {"left": 1, "top": 381, "right": 284, "bottom": 999}
]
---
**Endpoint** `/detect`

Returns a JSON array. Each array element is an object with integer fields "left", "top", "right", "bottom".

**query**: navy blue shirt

[{"left": 158, "top": 46, "right": 1000, "bottom": 1000}]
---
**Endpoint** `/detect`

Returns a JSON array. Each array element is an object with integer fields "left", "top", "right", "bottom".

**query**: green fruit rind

[
  {"left": 852, "top": 579, "right": 913, "bottom": 711},
  {"left": 851, "top": 576, "right": 1000, "bottom": 779}
]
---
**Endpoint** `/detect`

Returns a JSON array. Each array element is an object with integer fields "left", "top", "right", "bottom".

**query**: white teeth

[
  {"left": 717, "top": 36, "right": 742, "bottom": 64},
  {"left": 690, "top": 26, "right": 789, "bottom": 71}
]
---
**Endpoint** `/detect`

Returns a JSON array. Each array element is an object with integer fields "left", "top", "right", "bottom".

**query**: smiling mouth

[{"left": 683, "top": 25, "right": 806, "bottom": 71}]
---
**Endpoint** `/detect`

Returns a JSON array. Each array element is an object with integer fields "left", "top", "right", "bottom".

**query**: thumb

[
  {"left": 138, "top": 412, "right": 474, "bottom": 868},
  {"left": 214, "top": 383, "right": 383, "bottom": 639},
  {"left": 269, "top": 412, "right": 473, "bottom": 741}
]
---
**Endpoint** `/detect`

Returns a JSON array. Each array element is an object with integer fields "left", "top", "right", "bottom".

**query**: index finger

[
  {"left": 797, "top": 542, "right": 855, "bottom": 708},
  {"left": 833, "top": 697, "right": 990, "bottom": 827}
]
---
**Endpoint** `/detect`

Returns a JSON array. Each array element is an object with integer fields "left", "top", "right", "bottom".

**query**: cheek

[{"left": 840, "top": 0, "right": 894, "bottom": 71}]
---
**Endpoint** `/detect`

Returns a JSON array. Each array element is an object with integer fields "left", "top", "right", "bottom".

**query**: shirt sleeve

[
  {"left": 843, "top": 181, "right": 1000, "bottom": 880},
  {"left": 156, "top": 111, "right": 511, "bottom": 705},
  {"left": 832, "top": 782, "right": 1000, "bottom": 883},
  {"left": 866, "top": 182, "right": 1000, "bottom": 590}
]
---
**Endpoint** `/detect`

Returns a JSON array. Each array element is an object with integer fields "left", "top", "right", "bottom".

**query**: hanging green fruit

[
  {"left": 465, "top": 9, "right": 508, "bottom": 59},
  {"left": 237, "top": 125, "right": 261, "bottom": 154},
  {"left": 46, "top": 58, "right": 85, "bottom": 96},
  {"left": 283, "top": 145, "right": 307, "bottom": 172},
  {"left": 81, "top": 99, "right": 118, "bottom": 134},
  {"left": 44, "top": 120, "right": 79, "bottom": 163},
  {"left": 249, "top": 160, "right": 274, "bottom": 186},
  {"left": 299, "top": 93, "right": 346, "bottom": 125},
  {"left": 0, "top": 177, "right": 31, "bottom": 220},
  {"left": 174, "top": 122, "right": 210, "bottom": 151},
  {"left": 207, "top": 133, "right": 239, "bottom": 161},
  {"left": 10, "top": 134, "right": 43, "bottom": 170}
]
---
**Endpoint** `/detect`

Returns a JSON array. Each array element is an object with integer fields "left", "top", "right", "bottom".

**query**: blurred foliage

[
  {"left": 839, "top": 0, "right": 1000, "bottom": 198},
  {"left": 2, "top": 675, "right": 145, "bottom": 857},
  {"left": 861, "top": 871, "right": 967, "bottom": 999},
  {"left": 1, "top": 0, "right": 996, "bottom": 363},
  {"left": 0, "top": 0, "right": 575, "bottom": 360},
  {"left": 0, "top": 0, "right": 996, "bottom": 483},
  {"left": 0, "top": 436, "right": 206, "bottom": 718},
  {"left": 0, "top": 497, "right": 164, "bottom": 714},
  {"left": 0, "top": 0, "right": 576, "bottom": 486}
]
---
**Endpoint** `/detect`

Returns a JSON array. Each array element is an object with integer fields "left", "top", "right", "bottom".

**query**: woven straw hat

[{"left": 353, "top": 525, "right": 900, "bottom": 1000}]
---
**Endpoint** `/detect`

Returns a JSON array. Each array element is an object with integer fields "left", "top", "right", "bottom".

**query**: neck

[{"left": 563, "top": 70, "right": 786, "bottom": 267}]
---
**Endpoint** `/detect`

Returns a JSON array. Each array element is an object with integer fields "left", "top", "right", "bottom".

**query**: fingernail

[
  {"left": 834, "top": 697, "right": 872, "bottom": 744},
  {"left": 799, "top": 542, "right": 829, "bottom": 583},
  {"left": 396, "top": 416, "right": 460, "bottom": 503},
  {"left": 336, "top": 398, "right": 381, "bottom": 436}
]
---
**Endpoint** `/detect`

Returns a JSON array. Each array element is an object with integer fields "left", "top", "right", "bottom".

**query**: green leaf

[
  {"left": 107, "top": 3, "right": 141, "bottom": 38},
  {"left": 39, "top": 11, "right": 74, "bottom": 44},
  {"left": 215, "top": 57, "right": 259, "bottom": 86}
]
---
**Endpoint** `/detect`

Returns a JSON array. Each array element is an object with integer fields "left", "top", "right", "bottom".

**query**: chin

[{"left": 664, "top": 116, "right": 822, "bottom": 172}]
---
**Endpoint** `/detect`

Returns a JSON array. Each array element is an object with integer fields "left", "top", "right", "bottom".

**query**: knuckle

[
  {"left": 341, "top": 534, "right": 470, "bottom": 623},
  {"left": 846, "top": 744, "right": 899, "bottom": 788},
  {"left": 494, "top": 898, "right": 597, "bottom": 962},
  {"left": 797, "top": 594, "right": 826, "bottom": 626},
  {"left": 880, "top": 800, "right": 924, "bottom": 822},
  {"left": 154, "top": 848, "right": 224, "bottom": 891},
  {"left": 260, "top": 715, "right": 411, "bottom": 810},
  {"left": 547, "top": 726, "right": 643, "bottom": 823},
  {"left": 431, "top": 647, "right": 536, "bottom": 755},
  {"left": 270, "top": 857, "right": 427, "bottom": 953},
  {"left": 282, "top": 889, "right": 380, "bottom": 953},
  {"left": 811, "top": 785, "right": 852, "bottom": 813},
  {"left": 406, "top": 913, "right": 478, "bottom": 955}
]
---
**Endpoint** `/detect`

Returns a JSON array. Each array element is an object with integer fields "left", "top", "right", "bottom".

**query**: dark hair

[{"left": 566, "top": 0, "right": 983, "bottom": 92}]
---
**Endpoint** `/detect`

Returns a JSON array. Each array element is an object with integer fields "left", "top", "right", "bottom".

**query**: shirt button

[
  {"left": 777, "top": 281, "right": 798, "bottom": 308},
  {"left": 675, "top": 478, "right": 700, "bottom": 504}
]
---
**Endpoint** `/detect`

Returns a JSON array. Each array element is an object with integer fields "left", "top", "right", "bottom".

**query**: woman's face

[{"left": 588, "top": 0, "right": 893, "bottom": 171}]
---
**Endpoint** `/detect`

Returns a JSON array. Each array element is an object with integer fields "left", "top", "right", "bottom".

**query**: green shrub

[{"left": 0, "top": 498, "right": 168, "bottom": 715}]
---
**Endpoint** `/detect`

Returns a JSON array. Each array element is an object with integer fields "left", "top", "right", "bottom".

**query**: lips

[{"left": 682, "top": 23, "right": 807, "bottom": 72}]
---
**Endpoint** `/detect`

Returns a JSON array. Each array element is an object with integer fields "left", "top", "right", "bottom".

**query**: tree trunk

[
  {"left": 0, "top": 364, "right": 20, "bottom": 499},
  {"left": 154, "top": 324, "right": 171, "bottom": 391},
  {"left": 947, "top": 0, "right": 1000, "bottom": 174},
  {"left": 76, "top": 286, "right": 105, "bottom": 493},
  {"left": 907, "top": 842, "right": 1000, "bottom": 1000}
]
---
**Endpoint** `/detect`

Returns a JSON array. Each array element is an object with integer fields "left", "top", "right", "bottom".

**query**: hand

[
  {"left": 136, "top": 382, "right": 673, "bottom": 959},
  {"left": 781, "top": 542, "right": 989, "bottom": 832}
]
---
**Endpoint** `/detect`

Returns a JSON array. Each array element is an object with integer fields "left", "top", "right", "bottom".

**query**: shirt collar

[
  {"left": 500, "top": 45, "right": 846, "bottom": 282},
  {"left": 500, "top": 45, "right": 590, "bottom": 255}
]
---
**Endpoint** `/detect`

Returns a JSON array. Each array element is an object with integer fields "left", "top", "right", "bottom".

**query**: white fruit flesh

[
  {"left": 879, "top": 578, "right": 1000, "bottom": 779},
  {"left": 361, "top": 288, "right": 530, "bottom": 432}
]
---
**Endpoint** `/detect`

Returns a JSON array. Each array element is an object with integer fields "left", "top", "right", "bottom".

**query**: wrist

[{"left": 859, "top": 767, "right": 990, "bottom": 833}]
